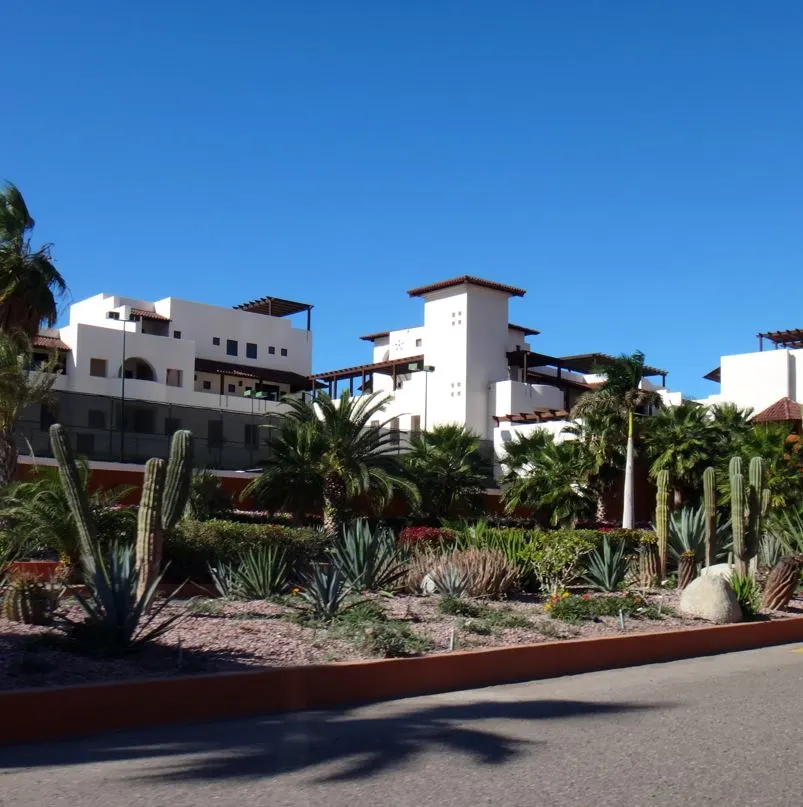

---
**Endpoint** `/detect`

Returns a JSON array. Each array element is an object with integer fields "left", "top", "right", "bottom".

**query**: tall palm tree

[
  {"left": 405, "top": 424, "right": 491, "bottom": 522},
  {"left": 245, "top": 391, "right": 418, "bottom": 536},
  {"left": 0, "top": 331, "right": 57, "bottom": 487},
  {"left": 501, "top": 433, "right": 594, "bottom": 527},
  {"left": 709, "top": 403, "right": 754, "bottom": 463},
  {"left": 644, "top": 400, "right": 715, "bottom": 506},
  {"left": 0, "top": 183, "right": 67, "bottom": 338},
  {"left": 572, "top": 351, "right": 661, "bottom": 528}
]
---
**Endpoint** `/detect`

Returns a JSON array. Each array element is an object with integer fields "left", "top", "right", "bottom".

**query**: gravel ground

[{"left": 1, "top": 589, "right": 801, "bottom": 692}]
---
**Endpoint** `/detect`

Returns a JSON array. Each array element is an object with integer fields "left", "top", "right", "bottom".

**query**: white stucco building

[
  {"left": 312, "top": 275, "right": 675, "bottom": 460},
  {"left": 25, "top": 292, "right": 313, "bottom": 467}
]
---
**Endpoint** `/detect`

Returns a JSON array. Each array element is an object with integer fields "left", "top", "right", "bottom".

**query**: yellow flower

[
  {"left": 291, "top": 587, "right": 301, "bottom": 596},
  {"left": 562, "top": 591, "right": 570, "bottom": 599}
]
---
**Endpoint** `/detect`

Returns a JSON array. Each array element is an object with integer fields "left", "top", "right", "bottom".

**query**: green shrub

[
  {"left": 438, "top": 596, "right": 482, "bottom": 617},
  {"left": 547, "top": 592, "right": 661, "bottom": 623},
  {"left": 518, "top": 529, "right": 599, "bottom": 594},
  {"left": 165, "top": 519, "right": 326, "bottom": 581},
  {"left": 209, "top": 544, "right": 290, "bottom": 600},
  {"left": 186, "top": 470, "right": 232, "bottom": 521},
  {"left": 730, "top": 572, "right": 761, "bottom": 620},
  {"left": 583, "top": 536, "right": 628, "bottom": 592},
  {"left": 333, "top": 600, "right": 431, "bottom": 657},
  {"left": 333, "top": 521, "right": 408, "bottom": 592}
]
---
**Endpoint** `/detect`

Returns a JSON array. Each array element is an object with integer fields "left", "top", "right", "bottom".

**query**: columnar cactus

[
  {"left": 746, "top": 456, "right": 765, "bottom": 569},
  {"left": 762, "top": 555, "right": 803, "bottom": 611},
  {"left": 161, "top": 430, "right": 194, "bottom": 531},
  {"left": 729, "top": 457, "right": 746, "bottom": 574},
  {"left": 639, "top": 534, "right": 660, "bottom": 589},
  {"left": 655, "top": 470, "right": 670, "bottom": 581},
  {"left": 136, "top": 458, "right": 167, "bottom": 600},
  {"left": 703, "top": 467, "right": 716, "bottom": 568}
]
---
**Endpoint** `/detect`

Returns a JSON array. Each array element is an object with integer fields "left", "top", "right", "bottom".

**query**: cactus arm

[
  {"left": 747, "top": 456, "right": 764, "bottom": 566},
  {"left": 730, "top": 462, "right": 746, "bottom": 575},
  {"left": 161, "top": 430, "right": 194, "bottom": 532},
  {"left": 655, "top": 470, "right": 670, "bottom": 581},
  {"left": 49, "top": 423, "right": 96, "bottom": 576},
  {"left": 136, "top": 458, "right": 166, "bottom": 601},
  {"left": 703, "top": 466, "right": 716, "bottom": 567}
]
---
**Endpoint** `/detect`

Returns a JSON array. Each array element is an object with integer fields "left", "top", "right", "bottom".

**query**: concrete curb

[{"left": 2, "top": 616, "right": 802, "bottom": 746}]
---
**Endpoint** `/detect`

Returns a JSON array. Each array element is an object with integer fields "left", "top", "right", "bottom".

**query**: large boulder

[
  {"left": 700, "top": 563, "right": 733, "bottom": 582},
  {"left": 679, "top": 575, "right": 742, "bottom": 624}
]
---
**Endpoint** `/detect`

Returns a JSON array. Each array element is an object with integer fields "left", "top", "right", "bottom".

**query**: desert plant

[
  {"left": 703, "top": 466, "right": 717, "bottom": 566},
  {"left": 186, "top": 469, "right": 232, "bottom": 521},
  {"left": 429, "top": 563, "right": 472, "bottom": 598},
  {"left": 209, "top": 544, "right": 289, "bottom": 600},
  {"left": 638, "top": 533, "right": 660, "bottom": 588},
  {"left": 676, "top": 552, "right": 696, "bottom": 590},
  {"left": 668, "top": 505, "right": 706, "bottom": 563},
  {"left": 655, "top": 469, "right": 670, "bottom": 579},
  {"left": 432, "top": 548, "right": 518, "bottom": 598},
  {"left": 730, "top": 457, "right": 747, "bottom": 574},
  {"left": 547, "top": 592, "right": 660, "bottom": 623},
  {"left": 333, "top": 520, "right": 408, "bottom": 592},
  {"left": 729, "top": 570, "right": 761, "bottom": 619},
  {"left": 761, "top": 555, "right": 802, "bottom": 611},
  {"left": 3, "top": 571, "right": 62, "bottom": 624},
  {"left": 60, "top": 541, "right": 185, "bottom": 654},
  {"left": 583, "top": 536, "right": 627, "bottom": 592},
  {"left": 298, "top": 563, "right": 352, "bottom": 620},
  {"left": 765, "top": 509, "right": 803, "bottom": 556},
  {"left": 517, "top": 529, "right": 598, "bottom": 594},
  {"left": 398, "top": 526, "right": 457, "bottom": 548}
]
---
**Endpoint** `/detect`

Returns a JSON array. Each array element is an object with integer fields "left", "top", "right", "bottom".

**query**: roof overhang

[
  {"left": 559, "top": 353, "right": 667, "bottom": 378},
  {"left": 703, "top": 366, "right": 721, "bottom": 383},
  {"left": 508, "top": 323, "right": 540, "bottom": 336},
  {"left": 312, "top": 355, "right": 426, "bottom": 382},
  {"left": 194, "top": 358, "right": 312, "bottom": 391},
  {"left": 359, "top": 331, "right": 391, "bottom": 342},
  {"left": 407, "top": 275, "right": 526, "bottom": 298},
  {"left": 234, "top": 296, "right": 313, "bottom": 318},
  {"left": 33, "top": 335, "right": 71, "bottom": 351}
]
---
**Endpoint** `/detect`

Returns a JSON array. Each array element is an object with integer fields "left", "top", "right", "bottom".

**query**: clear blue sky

[{"left": 6, "top": 2, "right": 803, "bottom": 397}]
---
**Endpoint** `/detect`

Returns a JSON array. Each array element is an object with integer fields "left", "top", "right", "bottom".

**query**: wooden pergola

[
  {"left": 757, "top": 329, "right": 803, "bottom": 351},
  {"left": 310, "top": 355, "right": 427, "bottom": 398},
  {"left": 493, "top": 408, "right": 570, "bottom": 426},
  {"left": 234, "top": 295, "right": 313, "bottom": 330}
]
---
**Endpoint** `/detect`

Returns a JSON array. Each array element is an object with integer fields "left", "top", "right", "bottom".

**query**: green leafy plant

[
  {"left": 332, "top": 520, "right": 408, "bottom": 592},
  {"left": 766, "top": 509, "right": 803, "bottom": 556},
  {"left": 186, "top": 469, "right": 232, "bottom": 521},
  {"left": 547, "top": 592, "right": 661, "bottom": 624},
  {"left": 668, "top": 505, "right": 706, "bottom": 562},
  {"left": 517, "top": 529, "right": 598, "bottom": 594},
  {"left": 438, "top": 595, "right": 481, "bottom": 617},
  {"left": 209, "top": 544, "right": 289, "bottom": 600},
  {"left": 332, "top": 601, "right": 431, "bottom": 658},
  {"left": 583, "top": 536, "right": 628, "bottom": 592},
  {"left": 298, "top": 563, "right": 352, "bottom": 620},
  {"left": 429, "top": 564, "right": 471, "bottom": 597},
  {"left": 729, "top": 571, "right": 761, "bottom": 620}
]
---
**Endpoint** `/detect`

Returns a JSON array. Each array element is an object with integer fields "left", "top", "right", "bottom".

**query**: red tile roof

[
  {"left": 33, "top": 335, "right": 71, "bottom": 351},
  {"left": 752, "top": 397, "right": 802, "bottom": 423},
  {"left": 407, "top": 276, "right": 526, "bottom": 298},
  {"left": 130, "top": 308, "right": 170, "bottom": 321}
]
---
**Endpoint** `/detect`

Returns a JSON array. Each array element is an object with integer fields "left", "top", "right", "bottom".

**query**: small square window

[
  {"left": 280, "top": 348, "right": 288, "bottom": 357},
  {"left": 76, "top": 433, "right": 95, "bottom": 455},
  {"left": 89, "top": 358, "right": 107, "bottom": 377},
  {"left": 88, "top": 409, "right": 105, "bottom": 430},
  {"left": 238, "top": 380, "right": 243, "bottom": 387},
  {"left": 226, "top": 339, "right": 238, "bottom": 357},
  {"left": 203, "top": 380, "right": 211, "bottom": 390},
  {"left": 246, "top": 342, "right": 257, "bottom": 359},
  {"left": 415, "top": 338, "right": 422, "bottom": 347},
  {"left": 268, "top": 346, "right": 275, "bottom": 355},
  {"left": 228, "top": 383, "right": 236, "bottom": 393},
  {"left": 212, "top": 337, "right": 220, "bottom": 346},
  {"left": 173, "top": 330, "right": 181, "bottom": 339}
]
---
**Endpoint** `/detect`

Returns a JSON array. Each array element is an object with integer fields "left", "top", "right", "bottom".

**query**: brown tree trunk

[
  {"left": 322, "top": 475, "right": 348, "bottom": 540},
  {"left": 0, "top": 428, "right": 18, "bottom": 489},
  {"left": 595, "top": 494, "right": 608, "bottom": 525}
]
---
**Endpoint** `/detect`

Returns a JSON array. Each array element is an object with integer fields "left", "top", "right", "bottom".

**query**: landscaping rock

[
  {"left": 420, "top": 574, "right": 437, "bottom": 595},
  {"left": 700, "top": 563, "right": 733, "bottom": 581},
  {"left": 679, "top": 575, "right": 742, "bottom": 624}
]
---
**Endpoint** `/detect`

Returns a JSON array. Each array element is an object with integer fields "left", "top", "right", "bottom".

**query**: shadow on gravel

[{"left": 0, "top": 697, "right": 669, "bottom": 782}]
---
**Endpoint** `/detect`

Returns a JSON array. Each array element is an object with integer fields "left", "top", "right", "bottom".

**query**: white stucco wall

[
  {"left": 718, "top": 350, "right": 793, "bottom": 413},
  {"left": 491, "top": 380, "right": 565, "bottom": 417}
]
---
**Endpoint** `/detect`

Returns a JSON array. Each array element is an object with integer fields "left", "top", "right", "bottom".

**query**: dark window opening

[
  {"left": 173, "top": 330, "right": 181, "bottom": 339},
  {"left": 226, "top": 339, "right": 238, "bottom": 357},
  {"left": 213, "top": 337, "right": 220, "bottom": 346},
  {"left": 246, "top": 342, "right": 257, "bottom": 359},
  {"left": 280, "top": 348, "right": 288, "bottom": 357},
  {"left": 228, "top": 383, "right": 236, "bottom": 393},
  {"left": 132, "top": 407, "right": 155, "bottom": 435},
  {"left": 268, "top": 346, "right": 275, "bottom": 355},
  {"left": 244, "top": 423, "right": 260, "bottom": 448},
  {"left": 40, "top": 405, "right": 58, "bottom": 431},
  {"left": 202, "top": 380, "right": 211, "bottom": 390}
]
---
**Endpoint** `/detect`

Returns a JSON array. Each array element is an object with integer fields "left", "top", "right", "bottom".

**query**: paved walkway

[{"left": 1, "top": 644, "right": 802, "bottom": 806}]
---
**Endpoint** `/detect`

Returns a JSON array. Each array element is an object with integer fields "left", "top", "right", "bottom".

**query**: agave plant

[
  {"left": 59, "top": 542, "right": 184, "bottom": 654},
  {"left": 429, "top": 564, "right": 471, "bottom": 598},
  {"left": 332, "top": 520, "right": 408, "bottom": 592},
  {"left": 209, "top": 545, "right": 289, "bottom": 600},
  {"left": 298, "top": 563, "right": 352, "bottom": 620},
  {"left": 583, "top": 537, "right": 627, "bottom": 592},
  {"left": 668, "top": 505, "right": 707, "bottom": 563},
  {"left": 766, "top": 509, "right": 803, "bottom": 556}
]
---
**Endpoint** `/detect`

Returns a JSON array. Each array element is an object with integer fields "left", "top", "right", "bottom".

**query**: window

[
  {"left": 246, "top": 342, "right": 257, "bottom": 359},
  {"left": 212, "top": 337, "right": 220, "bottom": 346},
  {"left": 411, "top": 415, "right": 421, "bottom": 433},
  {"left": 132, "top": 407, "right": 155, "bottom": 434},
  {"left": 244, "top": 423, "right": 260, "bottom": 448},
  {"left": 40, "top": 404, "right": 58, "bottom": 430},
  {"left": 88, "top": 409, "right": 105, "bottom": 430},
  {"left": 107, "top": 311, "right": 120, "bottom": 320},
  {"left": 226, "top": 339, "right": 238, "bottom": 357},
  {"left": 89, "top": 358, "right": 107, "bottom": 378},
  {"left": 208, "top": 420, "right": 224, "bottom": 447},
  {"left": 415, "top": 338, "right": 422, "bottom": 347},
  {"left": 165, "top": 417, "right": 181, "bottom": 436},
  {"left": 173, "top": 330, "right": 181, "bottom": 339},
  {"left": 76, "top": 433, "right": 95, "bottom": 455},
  {"left": 228, "top": 383, "right": 236, "bottom": 393},
  {"left": 165, "top": 368, "right": 183, "bottom": 387},
  {"left": 268, "top": 346, "right": 275, "bottom": 355},
  {"left": 280, "top": 348, "right": 288, "bottom": 357},
  {"left": 202, "top": 380, "right": 211, "bottom": 390}
]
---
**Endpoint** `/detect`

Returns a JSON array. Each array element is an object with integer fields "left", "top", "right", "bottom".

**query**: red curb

[{"left": 2, "top": 616, "right": 802, "bottom": 746}]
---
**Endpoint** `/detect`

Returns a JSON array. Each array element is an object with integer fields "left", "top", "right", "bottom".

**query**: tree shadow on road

[{"left": 0, "top": 697, "right": 671, "bottom": 783}]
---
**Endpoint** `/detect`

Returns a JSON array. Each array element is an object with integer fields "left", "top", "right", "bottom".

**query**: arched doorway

[{"left": 118, "top": 357, "right": 156, "bottom": 381}]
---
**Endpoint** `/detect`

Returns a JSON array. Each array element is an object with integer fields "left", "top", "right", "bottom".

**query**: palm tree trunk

[
  {"left": 622, "top": 411, "right": 635, "bottom": 529},
  {"left": 0, "top": 428, "right": 18, "bottom": 488},
  {"left": 595, "top": 490, "right": 608, "bottom": 524},
  {"left": 322, "top": 475, "right": 347, "bottom": 539}
]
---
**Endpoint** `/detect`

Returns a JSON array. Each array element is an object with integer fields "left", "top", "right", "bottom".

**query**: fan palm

[
  {"left": 0, "top": 330, "right": 57, "bottom": 487},
  {"left": 405, "top": 424, "right": 491, "bottom": 521},
  {"left": 0, "top": 183, "right": 67, "bottom": 338},
  {"left": 245, "top": 391, "right": 418, "bottom": 536},
  {"left": 572, "top": 351, "right": 661, "bottom": 528}
]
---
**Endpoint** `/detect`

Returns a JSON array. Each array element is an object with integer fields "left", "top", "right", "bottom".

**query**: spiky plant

[
  {"left": 298, "top": 563, "right": 352, "bottom": 620},
  {"left": 583, "top": 536, "right": 628, "bottom": 592},
  {"left": 676, "top": 551, "right": 696, "bottom": 590},
  {"left": 429, "top": 564, "right": 472, "bottom": 598},
  {"left": 668, "top": 505, "right": 706, "bottom": 564},
  {"left": 762, "top": 555, "right": 802, "bottom": 611},
  {"left": 638, "top": 533, "right": 660, "bottom": 588},
  {"left": 332, "top": 520, "right": 408, "bottom": 592},
  {"left": 655, "top": 470, "right": 670, "bottom": 580},
  {"left": 703, "top": 467, "right": 716, "bottom": 567},
  {"left": 730, "top": 457, "right": 747, "bottom": 575},
  {"left": 210, "top": 544, "right": 290, "bottom": 600}
]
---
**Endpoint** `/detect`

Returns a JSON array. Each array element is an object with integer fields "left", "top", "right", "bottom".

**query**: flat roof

[
  {"left": 234, "top": 295, "right": 313, "bottom": 318},
  {"left": 194, "top": 358, "right": 311, "bottom": 391},
  {"left": 407, "top": 275, "right": 526, "bottom": 298},
  {"left": 559, "top": 353, "right": 667, "bottom": 378}
]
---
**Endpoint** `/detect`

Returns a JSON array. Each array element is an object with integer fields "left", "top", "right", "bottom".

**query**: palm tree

[
  {"left": 405, "top": 424, "right": 491, "bottom": 522},
  {"left": 572, "top": 351, "right": 661, "bottom": 528},
  {"left": 0, "top": 183, "right": 67, "bottom": 338},
  {"left": 501, "top": 434, "right": 594, "bottom": 527},
  {"left": 245, "top": 391, "right": 418, "bottom": 536},
  {"left": 709, "top": 403, "right": 754, "bottom": 463},
  {"left": 644, "top": 401, "right": 715, "bottom": 506},
  {"left": 0, "top": 330, "right": 57, "bottom": 487}
]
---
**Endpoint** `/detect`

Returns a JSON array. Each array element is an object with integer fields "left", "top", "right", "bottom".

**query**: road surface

[{"left": 1, "top": 644, "right": 802, "bottom": 806}]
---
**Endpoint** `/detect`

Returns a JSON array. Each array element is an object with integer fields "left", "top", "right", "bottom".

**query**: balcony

[{"left": 492, "top": 380, "right": 567, "bottom": 419}]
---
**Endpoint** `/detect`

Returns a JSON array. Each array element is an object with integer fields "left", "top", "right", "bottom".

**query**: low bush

[
  {"left": 209, "top": 544, "right": 290, "bottom": 599},
  {"left": 398, "top": 526, "right": 457, "bottom": 547},
  {"left": 518, "top": 529, "right": 599, "bottom": 594},
  {"left": 730, "top": 572, "right": 761, "bottom": 620},
  {"left": 164, "top": 519, "right": 327, "bottom": 581},
  {"left": 546, "top": 592, "right": 662, "bottom": 623},
  {"left": 332, "top": 600, "right": 431, "bottom": 657}
]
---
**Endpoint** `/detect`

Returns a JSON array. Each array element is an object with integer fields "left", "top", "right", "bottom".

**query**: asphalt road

[{"left": 1, "top": 645, "right": 802, "bottom": 807}]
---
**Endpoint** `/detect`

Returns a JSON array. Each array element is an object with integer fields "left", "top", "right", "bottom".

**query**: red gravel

[{"left": 1, "top": 590, "right": 801, "bottom": 692}]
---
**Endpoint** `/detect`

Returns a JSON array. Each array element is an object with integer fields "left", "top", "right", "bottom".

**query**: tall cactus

[
  {"left": 746, "top": 456, "right": 764, "bottom": 572},
  {"left": 655, "top": 469, "right": 670, "bottom": 581},
  {"left": 703, "top": 467, "right": 716, "bottom": 568},
  {"left": 49, "top": 423, "right": 96, "bottom": 577},
  {"left": 161, "top": 430, "right": 194, "bottom": 531},
  {"left": 729, "top": 457, "right": 746, "bottom": 574},
  {"left": 136, "top": 458, "right": 167, "bottom": 600}
]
